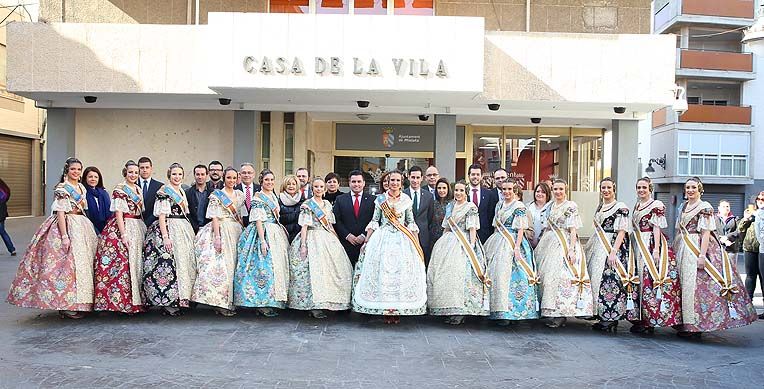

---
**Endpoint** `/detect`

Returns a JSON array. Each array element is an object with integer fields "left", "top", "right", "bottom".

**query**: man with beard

[{"left": 206, "top": 160, "right": 224, "bottom": 190}]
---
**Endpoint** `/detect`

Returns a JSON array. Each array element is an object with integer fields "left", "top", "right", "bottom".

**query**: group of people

[{"left": 5, "top": 157, "right": 760, "bottom": 338}]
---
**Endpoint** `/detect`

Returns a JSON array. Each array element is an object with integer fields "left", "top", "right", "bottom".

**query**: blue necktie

[{"left": 142, "top": 180, "right": 148, "bottom": 196}]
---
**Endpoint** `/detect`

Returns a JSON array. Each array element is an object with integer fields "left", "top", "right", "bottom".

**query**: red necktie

[
  {"left": 245, "top": 186, "right": 251, "bottom": 210},
  {"left": 472, "top": 188, "right": 479, "bottom": 206},
  {"left": 353, "top": 194, "right": 360, "bottom": 218},
  {"left": 301, "top": 187, "right": 305, "bottom": 199}
]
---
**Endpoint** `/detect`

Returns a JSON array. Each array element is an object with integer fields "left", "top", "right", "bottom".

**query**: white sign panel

[{"left": 207, "top": 13, "right": 484, "bottom": 93}]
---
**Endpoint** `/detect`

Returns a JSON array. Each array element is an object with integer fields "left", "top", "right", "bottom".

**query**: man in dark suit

[
  {"left": 333, "top": 170, "right": 375, "bottom": 266},
  {"left": 186, "top": 164, "right": 213, "bottom": 233},
  {"left": 467, "top": 163, "right": 498, "bottom": 243},
  {"left": 296, "top": 167, "right": 312, "bottom": 200},
  {"left": 234, "top": 162, "right": 262, "bottom": 227},
  {"left": 493, "top": 168, "right": 508, "bottom": 202},
  {"left": 404, "top": 166, "right": 436, "bottom": 265},
  {"left": 138, "top": 156, "right": 164, "bottom": 227}
]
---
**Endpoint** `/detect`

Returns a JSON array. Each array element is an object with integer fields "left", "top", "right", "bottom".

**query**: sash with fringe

[
  {"left": 376, "top": 194, "right": 424, "bottom": 263},
  {"left": 62, "top": 183, "right": 86, "bottom": 212},
  {"left": 494, "top": 217, "right": 537, "bottom": 285},
  {"left": 213, "top": 189, "right": 244, "bottom": 226},
  {"left": 306, "top": 197, "right": 336, "bottom": 236},
  {"left": 593, "top": 221, "right": 639, "bottom": 308},
  {"left": 548, "top": 217, "right": 589, "bottom": 298}
]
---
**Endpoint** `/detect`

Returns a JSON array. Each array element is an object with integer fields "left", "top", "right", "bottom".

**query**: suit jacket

[
  {"left": 141, "top": 178, "right": 164, "bottom": 227},
  {"left": 300, "top": 184, "right": 313, "bottom": 201},
  {"left": 333, "top": 191, "right": 375, "bottom": 264},
  {"left": 185, "top": 185, "right": 213, "bottom": 233},
  {"left": 235, "top": 182, "right": 262, "bottom": 227},
  {"left": 468, "top": 186, "right": 498, "bottom": 243},
  {"left": 404, "top": 187, "right": 436, "bottom": 261}
]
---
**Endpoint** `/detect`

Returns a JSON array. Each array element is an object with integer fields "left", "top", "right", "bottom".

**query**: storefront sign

[{"left": 336, "top": 124, "right": 465, "bottom": 153}]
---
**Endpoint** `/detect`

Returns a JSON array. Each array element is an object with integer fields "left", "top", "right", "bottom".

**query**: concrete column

[
  {"left": 612, "top": 119, "right": 640, "bottom": 207},
  {"left": 45, "top": 108, "right": 76, "bottom": 209},
  {"left": 233, "top": 111, "right": 258, "bottom": 168},
  {"left": 434, "top": 114, "right": 457, "bottom": 181},
  {"left": 294, "top": 112, "right": 308, "bottom": 172},
  {"left": 270, "top": 112, "right": 285, "bottom": 180}
]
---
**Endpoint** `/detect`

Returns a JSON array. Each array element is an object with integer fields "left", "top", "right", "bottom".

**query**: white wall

[
  {"left": 75, "top": 109, "right": 234, "bottom": 189},
  {"left": 743, "top": 40, "right": 764, "bottom": 180}
]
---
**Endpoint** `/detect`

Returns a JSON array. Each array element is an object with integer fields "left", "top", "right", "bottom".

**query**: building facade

[
  {"left": 0, "top": 3, "right": 44, "bottom": 216},
  {"left": 7, "top": 0, "right": 675, "bottom": 237},
  {"left": 651, "top": 0, "right": 760, "bottom": 230}
]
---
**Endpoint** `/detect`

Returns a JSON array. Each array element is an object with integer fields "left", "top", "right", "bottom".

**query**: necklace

[
  {"left": 386, "top": 190, "right": 401, "bottom": 200},
  {"left": 600, "top": 200, "right": 617, "bottom": 213},
  {"left": 637, "top": 198, "right": 655, "bottom": 212},
  {"left": 683, "top": 199, "right": 702, "bottom": 214}
]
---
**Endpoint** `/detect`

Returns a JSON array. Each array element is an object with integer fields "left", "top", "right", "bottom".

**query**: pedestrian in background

[
  {"left": 0, "top": 178, "right": 17, "bottom": 256},
  {"left": 738, "top": 193, "right": 764, "bottom": 318}
]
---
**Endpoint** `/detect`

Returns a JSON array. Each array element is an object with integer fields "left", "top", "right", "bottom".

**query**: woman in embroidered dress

[
  {"left": 535, "top": 178, "right": 593, "bottom": 328},
  {"left": 192, "top": 167, "right": 244, "bottom": 316},
  {"left": 7, "top": 158, "right": 98, "bottom": 319},
  {"left": 673, "top": 177, "right": 757, "bottom": 338},
  {"left": 484, "top": 180, "right": 538, "bottom": 324},
  {"left": 353, "top": 170, "right": 426, "bottom": 324},
  {"left": 142, "top": 163, "right": 197, "bottom": 316},
  {"left": 629, "top": 177, "right": 682, "bottom": 334},
  {"left": 234, "top": 169, "right": 290, "bottom": 316},
  {"left": 288, "top": 177, "right": 353, "bottom": 318},
  {"left": 427, "top": 180, "right": 489, "bottom": 325},
  {"left": 93, "top": 160, "right": 147, "bottom": 313},
  {"left": 583, "top": 178, "right": 635, "bottom": 332}
]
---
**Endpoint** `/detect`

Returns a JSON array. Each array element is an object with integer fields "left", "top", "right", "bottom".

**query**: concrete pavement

[{"left": 0, "top": 217, "right": 763, "bottom": 388}]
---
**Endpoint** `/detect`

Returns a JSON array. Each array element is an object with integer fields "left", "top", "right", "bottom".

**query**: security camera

[
  {"left": 84, "top": 95, "right": 97, "bottom": 104},
  {"left": 357, "top": 100, "right": 370, "bottom": 108},
  {"left": 356, "top": 113, "right": 370, "bottom": 120},
  {"left": 385, "top": 153, "right": 391, "bottom": 158},
  {"left": 530, "top": 118, "right": 541, "bottom": 124},
  {"left": 418, "top": 114, "right": 430, "bottom": 121},
  {"left": 218, "top": 98, "right": 232, "bottom": 106},
  {"left": 673, "top": 85, "right": 688, "bottom": 115},
  {"left": 487, "top": 103, "right": 500, "bottom": 111},
  {"left": 614, "top": 106, "right": 626, "bottom": 114}
]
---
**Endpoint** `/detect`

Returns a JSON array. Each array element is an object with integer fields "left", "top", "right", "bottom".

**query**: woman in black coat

[
  {"left": 278, "top": 175, "right": 304, "bottom": 242},
  {"left": 82, "top": 166, "right": 113, "bottom": 234}
]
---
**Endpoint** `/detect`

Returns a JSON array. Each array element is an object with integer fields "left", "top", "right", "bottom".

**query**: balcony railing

[
  {"left": 653, "top": 104, "right": 752, "bottom": 128},
  {"left": 679, "top": 49, "right": 753, "bottom": 72},
  {"left": 679, "top": 104, "right": 752, "bottom": 125},
  {"left": 682, "top": 0, "right": 755, "bottom": 19}
]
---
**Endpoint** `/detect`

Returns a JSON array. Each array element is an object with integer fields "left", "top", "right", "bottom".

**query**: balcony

[
  {"left": 653, "top": 104, "right": 752, "bottom": 128},
  {"left": 677, "top": 49, "right": 755, "bottom": 80},
  {"left": 654, "top": 0, "right": 755, "bottom": 34}
]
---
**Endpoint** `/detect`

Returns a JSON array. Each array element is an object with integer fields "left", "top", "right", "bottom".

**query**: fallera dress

[
  {"left": 427, "top": 201, "right": 490, "bottom": 316},
  {"left": 192, "top": 189, "right": 244, "bottom": 310},
  {"left": 7, "top": 182, "right": 98, "bottom": 311},
  {"left": 673, "top": 201, "right": 757, "bottom": 332},
  {"left": 287, "top": 198, "right": 353, "bottom": 311},
  {"left": 584, "top": 201, "right": 639, "bottom": 322},
  {"left": 484, "top": 200, "right": 539, "bottom": 320},
  {"left": 93, "top": 183, "right": 147, "bottom": 313},
  {"left": 535, "top": 200, "right": 594, "bottom": 318},
  {"left": 234, "top": 191, "right": 290, "bottom": 309},
  {"left": 142, "top": 185, "right": 197, "bottom": 309},
  {"left": 352, "top": 192, "right": 427, "bottom": 316},
  {"left": 631, "top": 200, "right": 682, "bottom": 328}
]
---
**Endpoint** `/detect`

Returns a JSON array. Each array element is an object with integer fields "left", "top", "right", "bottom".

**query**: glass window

[
  {"left": 270, "top": 0, "right": 309, "bottom": 13},
  {"left": 504, "top": 131, "right": 536, "bottom": 191},
  {"left": 394, "top": 0, "right": 434, "bottom": 15},
  {"left": 703, "top": 155, "right": 717, "bottom": 175},
  {"left": 678, "top": 131, "right": 750, "bottom": 177},
  {"left": 284, "top": 113, "right": 295, "bottom": 175},
  {"left": 354, "top": 0, "right": 387, "bottom": 14},
  {"left": 678, "top": 151, "right": 689, "bottom": 175},
  {"left": 472, "top": 133, "right": 502, "bottom": 175},
  {"left": 261, "top": 112, "right": 271, "bottom": 170},
  {"left": 733, "top": 157, "right": 746, "bottom": 176},
  {"left": 537, "top": 129, "right": 570, "bottom": 184},
  {"left": 333, "top": 156, "right": 429, "bottom": 193},
  {"left": 317, "top": 0, "right": 349, "bottom": 14}
]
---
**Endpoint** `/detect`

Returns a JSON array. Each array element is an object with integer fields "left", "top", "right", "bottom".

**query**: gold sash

[
  {"left": 548, "top": 218, "right": 589, "bottom": 296},
  {"left": 632, "top": 219, "right": 670, "bottom": 289},
  {"left": 380, "top": 200, "right": 425, "bottom": 263},
  {"left": 449, "top": 217, "right": 491, "bottom": 286},
  {"left": 679, "top": 226, "right": 739, "bottom": 300},
  {"left": 494, "top": 218, "right": 538, "bottom": 285},
  {"left": 593, "top": 222, "right": 639, "bottom": 293}
]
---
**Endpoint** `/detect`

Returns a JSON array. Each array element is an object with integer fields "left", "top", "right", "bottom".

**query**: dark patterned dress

[
  {"left": 142, "top": 187, "right": 196, "bottom": 308},
  {"left": 632, "top": 200, "right": 682, "bottom": 328},
  {"left": 93, "top": 184, "right": 146, "bottom": 313},
  {"left": 584, "top": 202, "right": 638, "bottom": 321}
]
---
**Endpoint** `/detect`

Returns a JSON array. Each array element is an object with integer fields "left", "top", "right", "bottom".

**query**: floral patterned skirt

[
  {"left": 535, "top": 231, "right": 593, "bottom": 318},
  {"left": 93, "top": 217, "right": 146, "bottom": 313},
  {"left": 192, "top": 219, "right": 242, "bottom": 310},
  {"left": 7, "top": 214, "right": 97, "bottom": 311},
  {"left": 142, "top": 218, "right": 196, "bottom": 308},
  {"left": 234, "top": 222, "right": 289, "bottom": 308},
  {"left": 634, "top": 234, "right": 682, "bottom": 328},
  {"left": 288, "top": 228, "right": 352, "bottom": 311},
  {"left": 485, "top": 231, "right": 539, "bottom": 320},
  {"left": 584, "top": 233, "right": 639, "bottom": 321},
  {"left": 427, "top": 232, "right": 489, "bottom": 316}
]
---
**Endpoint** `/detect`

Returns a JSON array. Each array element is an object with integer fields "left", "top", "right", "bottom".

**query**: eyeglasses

[{"left": 757, "top": 198, "right": 764, "bottom": 202}]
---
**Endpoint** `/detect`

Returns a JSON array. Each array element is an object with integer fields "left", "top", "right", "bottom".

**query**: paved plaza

[{"left": 0, "top": 217, "right": 763, "bottom": 388}]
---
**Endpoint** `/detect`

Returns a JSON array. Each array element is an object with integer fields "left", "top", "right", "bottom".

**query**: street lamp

[{"left": 645, "top": 154, "right": 667, "bottom": 173}]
